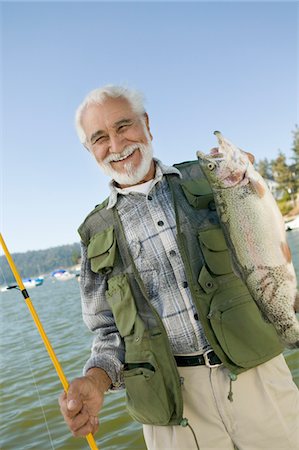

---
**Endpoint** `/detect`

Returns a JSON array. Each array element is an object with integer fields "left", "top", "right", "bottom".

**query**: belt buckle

[{"left": 203, "top": 349, "right": 222, "bottom": 368}]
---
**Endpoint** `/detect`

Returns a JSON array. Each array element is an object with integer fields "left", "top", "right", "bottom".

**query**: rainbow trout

[{"left": 197, "top": 131, "right": 299, "bottom": 348}]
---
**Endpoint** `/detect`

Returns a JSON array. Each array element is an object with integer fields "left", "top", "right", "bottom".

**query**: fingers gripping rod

[{"left": 0, "top": 234, "right": 99, "bottom": 450}]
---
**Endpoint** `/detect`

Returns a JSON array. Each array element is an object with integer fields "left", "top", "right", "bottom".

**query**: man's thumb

[
  {"left": 67, "top": 399, "right": 78, "bottom": 410},
  {"left": 66, "top": 383, "right": 82, "bottom": 412}
]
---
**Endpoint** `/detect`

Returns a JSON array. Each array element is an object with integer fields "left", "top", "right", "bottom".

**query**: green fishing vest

[{"left": 78, "top": 160, "right": 283, "bottom": 427}]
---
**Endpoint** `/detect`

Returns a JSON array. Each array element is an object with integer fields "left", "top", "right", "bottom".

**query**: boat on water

[
  {"left": 0, "top": 285, "right": 16, "bottom": 292},
  {"left": 285, "top": 215, "right": 299, "bottom": 231},
  {"left": 0, "top": 277, "right": 44, "bottom": 292},
  {"left": 51, "top": 269, "right": 76, "bottom": 281},
  {"left": 23, "top": 277, "right": 44, "bottom": 288}
]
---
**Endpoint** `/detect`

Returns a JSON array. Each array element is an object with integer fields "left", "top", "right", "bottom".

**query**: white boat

[
  {"left": 22, "top": 277, "right": 44, "bottom": 288},
  {"left": 285, "top": 216, "right": 299, "bottom": 231},
  {"left": 0, "top": 285, "right": 13, "bottom": 292},
  {"left": 0, "top": 277, "right": 44, "bottom": 292},
  {"left": 51, "top": 269, "right": 75, "bottom": 281}
]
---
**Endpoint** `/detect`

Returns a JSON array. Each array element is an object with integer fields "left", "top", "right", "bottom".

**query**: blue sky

[{"left": 1, "top": 1, "right": 298, "bottom": 253}]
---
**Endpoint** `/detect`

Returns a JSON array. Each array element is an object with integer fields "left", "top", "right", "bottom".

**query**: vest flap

[
  {"left": 87, "top": 226, "right": 114, "bottom": 258},
  {"left": 198, "top": 228, "right": 228, "bottom": 251},
  {"left": 78, "top": 197, "right": 109, "bottom": 245},
  {"left": 181, "top": 178, "right": 212, "bottom": 196}
]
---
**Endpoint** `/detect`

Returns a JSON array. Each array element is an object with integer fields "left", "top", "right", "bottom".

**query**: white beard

[{"left": 99, "top": 141, "right": 154, "bottom": 186}]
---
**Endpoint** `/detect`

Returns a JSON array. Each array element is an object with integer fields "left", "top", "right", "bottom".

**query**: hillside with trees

[{"left": 0, "top": 242, "right": 81, "bottom": 285}]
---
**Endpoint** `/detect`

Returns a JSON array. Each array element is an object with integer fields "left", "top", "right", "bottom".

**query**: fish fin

[
  {"left": 280, "top": 241, "right": 292, "bottom": 263},
  {"left": 250, "top": 177, "right": 266, "bottom": 198},
  {"left": 240, "top": 148, "right": 255, "bottom": 164}
]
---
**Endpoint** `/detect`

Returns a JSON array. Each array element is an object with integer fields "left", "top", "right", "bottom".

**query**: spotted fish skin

[{"left": 197, "top": 131, "right": 299, "bottom": 348}]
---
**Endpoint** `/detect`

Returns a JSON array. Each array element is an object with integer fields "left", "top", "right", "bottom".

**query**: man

[{"left": 59, "top": 85, "right": 299, "bottom": 449}]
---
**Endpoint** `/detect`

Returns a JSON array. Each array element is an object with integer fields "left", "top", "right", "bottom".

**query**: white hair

[{"left": 75, "top": 84, "right": 146, "bottom": 147}]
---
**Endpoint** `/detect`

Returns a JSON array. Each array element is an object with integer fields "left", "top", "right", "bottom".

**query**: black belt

[{"left": 174, "top": 350, "right": 222, "bottom": 368}]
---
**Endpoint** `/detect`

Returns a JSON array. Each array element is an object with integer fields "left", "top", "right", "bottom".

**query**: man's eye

[
  {"left": 94, "top": 136, "right": 106, "bottom": 144},
  {"left": 118, "top": 123, "right": 131, "bottom": 131}
]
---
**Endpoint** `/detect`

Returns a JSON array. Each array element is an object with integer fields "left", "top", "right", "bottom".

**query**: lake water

[{"left": 1, "top": 229, "right": 299, "bottom": 450}]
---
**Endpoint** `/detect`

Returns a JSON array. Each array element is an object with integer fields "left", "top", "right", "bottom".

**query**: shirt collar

[{"left": 107, "top": 158, "right": 182, "bottom": 209}]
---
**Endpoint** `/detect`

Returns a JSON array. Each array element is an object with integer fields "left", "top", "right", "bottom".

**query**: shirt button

[
  {"left": 182, "top": 281, "right": 188, "bottom": 288},
  {"left": 194, "top": 313, "right": 199, "bottom": 321},
  {"left": 169, "top": 250, "right": 176, "bottom": 257},
  {"left": 157, "top": 220, "right": 164, "bottom": 226},
  {"left": 148, "top": 195, "right": 153, "bottom": 201}
]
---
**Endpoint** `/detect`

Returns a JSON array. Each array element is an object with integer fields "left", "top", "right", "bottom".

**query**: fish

[{"left": 197, "top": 131, "right": 299, "bottom": 348}]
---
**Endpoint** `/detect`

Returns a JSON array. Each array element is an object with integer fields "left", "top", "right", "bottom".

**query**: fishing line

[
  {"left": 20, "top": 333, "right": 56, "bottom": 450},
  {"left": 0, "top": 265, "right": 7, "bottom": 285}
]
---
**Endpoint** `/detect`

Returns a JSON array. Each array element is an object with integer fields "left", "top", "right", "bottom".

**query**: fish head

[
  {"left": 196, "top": 149, "right": 226, "bottom": 187},
  {"left": 197, "top": 131, "right": 250, "bottom": 188}
]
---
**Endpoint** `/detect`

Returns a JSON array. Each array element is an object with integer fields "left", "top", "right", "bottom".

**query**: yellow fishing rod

[{"left": 0, "top": 233, "right": 99, "bottom": 450}]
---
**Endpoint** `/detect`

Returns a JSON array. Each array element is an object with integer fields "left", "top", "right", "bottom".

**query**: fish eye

[{"left": 207, "top": 162, "right": 215, "bottom": 170}]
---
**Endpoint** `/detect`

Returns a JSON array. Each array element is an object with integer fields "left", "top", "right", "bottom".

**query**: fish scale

[{"left": 197, "top": 131, "right": 299, "bottom": 348}]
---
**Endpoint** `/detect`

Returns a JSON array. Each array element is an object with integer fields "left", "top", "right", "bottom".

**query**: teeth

[
  {"left": 113, "top": 149, "right": 135, "bottom": 162},
  {"left": 116, "top": 154, "right": 130, "bottom": 161},
  {"left": 105, "top": 146, "right": 138, "bottom": 164}
]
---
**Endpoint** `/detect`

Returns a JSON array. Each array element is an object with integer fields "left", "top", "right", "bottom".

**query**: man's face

[{"left": 81, "top": 97, "right": 154, "bottom": 187}]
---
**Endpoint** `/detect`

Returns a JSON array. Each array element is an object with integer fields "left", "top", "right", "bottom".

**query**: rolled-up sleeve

[{"left": 79, "top": 242, "right": 125, "bottom": 389}]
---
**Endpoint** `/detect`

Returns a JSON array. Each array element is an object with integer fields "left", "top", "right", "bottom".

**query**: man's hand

[{"left": 58, "top": 368, "right": 111, "bottom": 437}]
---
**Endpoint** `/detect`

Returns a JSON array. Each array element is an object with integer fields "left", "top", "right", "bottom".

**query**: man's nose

[{"left": 109, "top": 134, "right": 125, "bottom": 153}]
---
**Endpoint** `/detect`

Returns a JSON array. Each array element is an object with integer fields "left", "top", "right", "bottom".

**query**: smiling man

[
  {"left": 59, "top": 85, "right": 299, "bottom": 450},
  {"left": 80, "top": 95, "right": 155, "bottom": 187}
]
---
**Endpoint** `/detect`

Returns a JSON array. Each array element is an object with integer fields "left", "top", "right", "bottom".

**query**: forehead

[{"left": 81, "top": 97, "right": 135, "bottom": 137}]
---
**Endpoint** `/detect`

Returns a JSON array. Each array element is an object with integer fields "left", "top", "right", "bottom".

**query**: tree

[
  {"left": 291, "top": 125, "right": 299, "bottom": 192},
  {"left": 272, "top": 151, "right": 296, "bottom": 208},
  {"left": 71, "top": 248, "right": 81, "bottom": 265},
  {"left": 272, "top": 152, "right": 290, "bottom": 190},
  {"left": 256, "top": 158, "right": 272, "bottom": 179}
]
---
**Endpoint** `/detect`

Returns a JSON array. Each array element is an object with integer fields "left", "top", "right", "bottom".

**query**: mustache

[{"left": 104, "top": 144, "right": 140, "bottom": 164}]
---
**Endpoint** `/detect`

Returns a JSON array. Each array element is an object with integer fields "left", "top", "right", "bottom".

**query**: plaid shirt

[{"left": 80, "top": 160, "right": 210, "bottom": 387}]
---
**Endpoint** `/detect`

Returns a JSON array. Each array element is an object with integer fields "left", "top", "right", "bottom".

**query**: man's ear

[{"left": 144, "top": 112, "right": 153, "bottom": 141}]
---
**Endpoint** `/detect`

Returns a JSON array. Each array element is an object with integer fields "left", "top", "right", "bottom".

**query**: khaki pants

[{"left": 143, "top": 355, "right": 299, "bottom": 450}]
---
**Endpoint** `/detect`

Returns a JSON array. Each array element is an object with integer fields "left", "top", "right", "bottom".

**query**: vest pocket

[
  {"left": 198, "top": 227, "right": 232, "bottom": 275},
  {"left": 209, "top": 286, "right": 282, "bottom": 367},
  {"left": 106, "top": 274, "right": 138, "bottom": 337},
  {"left": 123, "top": 351, "right": 173, "bottom": 425},
  {"left": 107, "top": 275, "right": 180, "bottom": 425},
  {"left": 181, "top": 178, "right": 214, "bottom": 209},
  {"left": 87, "top": 226, "right": 116, "bottom": 274}
]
